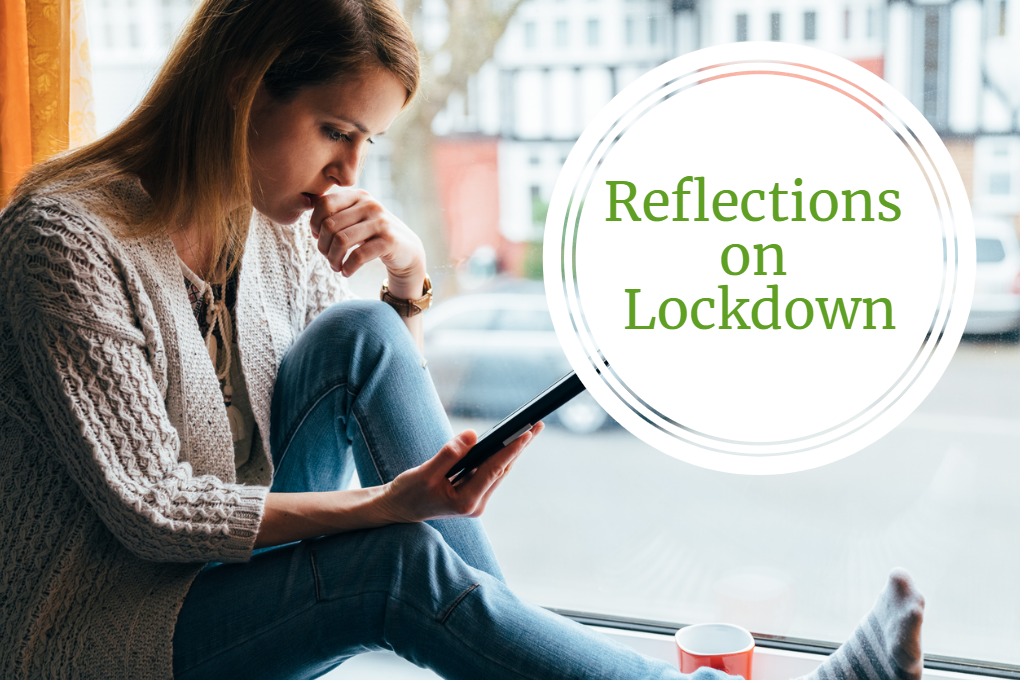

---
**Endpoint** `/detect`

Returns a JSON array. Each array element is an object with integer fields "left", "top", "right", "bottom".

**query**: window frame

[{"left": 555, "top": 610, "right": 1022, "bottom": 679}]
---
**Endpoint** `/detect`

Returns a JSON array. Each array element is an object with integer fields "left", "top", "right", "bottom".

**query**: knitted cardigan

[{"left": 0, "top": 176, "right": 353, "bottom": 678}]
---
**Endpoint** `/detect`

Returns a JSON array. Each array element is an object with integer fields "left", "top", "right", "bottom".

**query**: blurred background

[{"left": 20, "top": 0, "right": 1024, "bottom": 672}]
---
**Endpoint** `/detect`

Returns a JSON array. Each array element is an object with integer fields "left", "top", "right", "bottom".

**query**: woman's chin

[{"left": 256, "top": 202, "right": 306, "bottom": 225}]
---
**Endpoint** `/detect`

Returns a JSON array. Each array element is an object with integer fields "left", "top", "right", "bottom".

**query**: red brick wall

[{"left": 434, "top": 137, "right": 501, "bottom": 266}]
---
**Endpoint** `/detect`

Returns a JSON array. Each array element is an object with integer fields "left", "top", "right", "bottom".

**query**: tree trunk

[
  {"left": 389, "top": 105, "right": 451, "bottom": 293},
  {"left": 389, "top": 0, "right": 528, "bottom": 295}
]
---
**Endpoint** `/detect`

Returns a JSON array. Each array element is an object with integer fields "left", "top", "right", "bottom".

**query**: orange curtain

[{"left": 0, "top": 0, "right": 95, "bottom": 203}]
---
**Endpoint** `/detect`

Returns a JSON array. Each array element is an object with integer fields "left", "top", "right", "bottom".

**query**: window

[
  {"left": 735, "top": 13, "right": 748, "bottom": 42},
  {"left": 159, "top": 0, "right": 176, "bottom": 45},
  {"left": 770, "top": 12, "right": 782, "bottom": 41},
  {"left": 803, "top": 11, "right": 817, "bottom": 40},
  {"left": 973, "top": 136, "right": 1019, "bottom": 215},
  {"left": 127, "top": 22, "right": 140, "bottom": 48},
  {"left": 80, "top": 1, "right": 1021, "bottom": 674},
  {"left": 989, "top": 172, "right": 1012, "bottom": 195},
  {"left": 555, "top": 18, "right": 569, "bottom": 47},
  {"left": 586, "top": 18, "right": 600, "bottom": 46},
  {"left": 976, "top": 238, "right": 1007, "bottom": 263},
  {"left": 523, "top": 20, "right": 537, "bottom": 49}
]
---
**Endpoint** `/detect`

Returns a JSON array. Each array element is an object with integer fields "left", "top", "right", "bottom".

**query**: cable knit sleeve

[
  {"left": 0, "top": 197, "right": 266, "bottom": 564},
  {"left": 304, "top": 225, "right": 357, "bottom": 326}
]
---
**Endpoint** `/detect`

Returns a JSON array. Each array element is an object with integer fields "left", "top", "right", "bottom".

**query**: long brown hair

[{"left": 12, "top": 0, "right": 419, "bottom": 279}]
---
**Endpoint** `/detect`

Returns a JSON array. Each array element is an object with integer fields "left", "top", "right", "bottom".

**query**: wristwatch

[{"left": 380, "top": 276, "right": 433, "bottom": 317}]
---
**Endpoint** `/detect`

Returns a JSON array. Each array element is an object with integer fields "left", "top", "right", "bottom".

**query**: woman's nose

[{"left": 327, "top": 149, "right": 362, "bottom": 187}]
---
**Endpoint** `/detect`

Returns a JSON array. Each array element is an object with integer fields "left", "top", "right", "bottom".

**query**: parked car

[
  {"left": 966, "top": 217, "right": 1020, "bottom": 336},
  {"left": 423, "top": 281, "right": 611, "bottom": 433}
]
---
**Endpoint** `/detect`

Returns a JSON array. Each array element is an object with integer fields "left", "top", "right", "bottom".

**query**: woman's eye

[
  {"left": 323, "top": 127, "right": 350, "bottom": 143},
  {"left": 323, "top": 127, "right": 375, "bottom": 145}
]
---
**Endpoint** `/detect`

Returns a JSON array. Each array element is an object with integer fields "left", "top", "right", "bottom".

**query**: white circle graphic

[{"left": 544, "top": 42, "right": 975, "bottom": 475}]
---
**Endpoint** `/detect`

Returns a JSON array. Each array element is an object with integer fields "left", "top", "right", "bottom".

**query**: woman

[{"left": 0, "top": 0, "right": 924, "bottom": 678}]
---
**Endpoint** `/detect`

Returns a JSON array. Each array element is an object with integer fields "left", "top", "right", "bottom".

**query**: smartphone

[{"left": 445, "top": 370, "right": 586, "bottom": 484}]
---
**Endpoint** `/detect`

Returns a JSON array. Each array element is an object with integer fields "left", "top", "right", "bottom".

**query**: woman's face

[{"left": 247, "top": 68, "right": 407, "bottom": 224}]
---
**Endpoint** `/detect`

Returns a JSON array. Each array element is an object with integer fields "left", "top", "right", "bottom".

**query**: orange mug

[{"left": 674, "top": 623, "right": 755, "bottom": 679}]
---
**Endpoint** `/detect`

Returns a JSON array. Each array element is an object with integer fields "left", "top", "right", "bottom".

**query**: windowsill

[{"left": 319, "top": 624, "right": 1007, "bottom": 680}]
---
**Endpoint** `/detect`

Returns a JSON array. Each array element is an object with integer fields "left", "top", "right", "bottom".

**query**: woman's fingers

[
  {"left": 309, "top": 188, "right": 364, "bottom": 235},
  {"left": 316, "top": 197, "right": 385, "bottom": 241},
  {"left": 339, "top": 240, "right": 387, "bottom": 277},
  {"left": 378, "top": 431, "right": 476, "bottom": 523},
  {"left": 438, "top": 430, "right": 478, "bottom": 466},
  {"left": 309, "top": 189, "right": 425, "bottom": 281},
  {"left": 318, "top": 213, "right": 383, "bottom": 267},
  {"left": 471, "top": 455, "right": 518, "bottom": 514},
  {"left": 449, "top": 422, "right": 544, "bottom": 512},
  {"left": 421, "top": 429, "right": 478, "bottom": 479},
  {"left": 326, "top": 229, "right": 394, "bottom": 277},
  {"left": 381, "top": 423, "right": 544, "bottom": 523}
]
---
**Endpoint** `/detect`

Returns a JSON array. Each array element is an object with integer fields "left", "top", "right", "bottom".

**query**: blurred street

[{"left": 462, "top": 338, "right": 1019, "bottom": 665}]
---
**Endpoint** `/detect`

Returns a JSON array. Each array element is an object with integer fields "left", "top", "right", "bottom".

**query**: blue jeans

[{"left": 172, "top": 300, "right": 729, "bottom": 679}]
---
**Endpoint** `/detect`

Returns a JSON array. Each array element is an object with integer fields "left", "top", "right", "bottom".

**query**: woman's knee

[
  {"left": 313, "top": 300, "right": 408, "bottom": 352},
  {"left": 310, "top": 523, "right": 479, "bottom": 606},
  {"left": 282, "top": 300, "right": 417, "bottom": 389},
  {"left": 359, "top": 522, "right": 459, "bottom": 581}
]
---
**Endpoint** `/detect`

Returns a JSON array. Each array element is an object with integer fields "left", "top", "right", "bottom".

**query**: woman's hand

[
  {"left": 376, "top": 423, "right": 545, "bottom": 524},
  {"left": 310, "top": 188, "right": 426, "bottom": 297},
  {"left": 254, "top": 424, "right": 544, "bottom": 548}
]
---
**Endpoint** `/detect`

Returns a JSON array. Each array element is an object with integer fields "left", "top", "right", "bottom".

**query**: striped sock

[{"left": 801, "top": 569, "right": 925, "bottom": 680}]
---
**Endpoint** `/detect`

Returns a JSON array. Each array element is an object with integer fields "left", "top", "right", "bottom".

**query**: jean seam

[
  {"left": 346, "top": 337, "right": 423, "bottom": 488},
  {"left": 310, "top": 544, "right": 323, "bottom": 603},
  {"left": 438, "top": 583, "right": 480, "bottom": 625},
  {"left": 275, "top": 380, "right": 349, "bottom": 472},
  {"left": 352, "top": 410, "right": 388, "bottom": 487}
]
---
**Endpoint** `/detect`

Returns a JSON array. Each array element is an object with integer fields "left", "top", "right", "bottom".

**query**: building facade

[
  {"left": 84, "top": 0, "right": 1020, "bottom": 273},
  {"left": 429, "top": 0, "right": 1019, "bottom": 273}
]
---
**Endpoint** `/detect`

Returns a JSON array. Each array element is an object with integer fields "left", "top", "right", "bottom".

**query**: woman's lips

[{"left": 301, "top": 192, "right": 316, "bottom": 209}]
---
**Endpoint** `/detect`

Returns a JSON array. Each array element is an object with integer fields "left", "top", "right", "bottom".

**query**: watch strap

[{"left": 380, "top": 276, "right": 432, "bottom": 317}]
